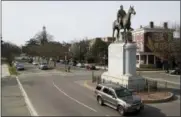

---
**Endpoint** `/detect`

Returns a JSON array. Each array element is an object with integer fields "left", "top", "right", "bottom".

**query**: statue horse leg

[
  {"left": 117, "top": 28, "right": 120, "bottom": 40},
  {"left": 112, "top": 28, "right": 115, "bottom": 38},
  {"left": 123, "top": 28, "right": 127, "bottom": 43}
]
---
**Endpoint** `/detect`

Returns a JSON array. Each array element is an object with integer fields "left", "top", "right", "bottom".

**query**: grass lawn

[{"left": 8, "top": 65, "right": 19, "bottom": 75}]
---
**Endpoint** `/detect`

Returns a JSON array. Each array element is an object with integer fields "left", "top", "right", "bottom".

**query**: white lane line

[
  {"left": 53, "top": 82, "right": 97, "bottom": 112},
  {"left": 16, "top": 76, "right": 39, "bottom": 116},
  {"left": 105, "top": 115, "right": 110, "bottom": 116}
]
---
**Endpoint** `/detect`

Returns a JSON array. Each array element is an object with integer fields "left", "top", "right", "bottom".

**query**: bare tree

[
  {"left": 34, "top": 26, "right": 53, "bottom": 45},
  {"left": 147, "top": 22, "right": 180, "bottom": 69}
]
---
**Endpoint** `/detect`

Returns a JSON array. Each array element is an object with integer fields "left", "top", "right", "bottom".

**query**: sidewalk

[
  {"left": 1, "top": 76, "right": 30, "bottom": 116},
  {"left": 1, "top": 64, "right": 10, "bottom": 78}
]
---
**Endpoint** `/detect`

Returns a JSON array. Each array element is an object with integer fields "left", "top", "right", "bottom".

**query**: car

[
  {"left": 76, "top": 63, "right": 85, "bottom": 68},
  {"left": 170, "top": 67, "right": 181, "bottom": 75},
  {"left": 28, "top": 59, "right": 33, "bottom": 63},
  {"left": 39, "top": 63, "right": 48, "bottom": 70},
  {"left": 32, "top": 61, "right": 38, "bottom": 65},
  {"left": 95, "top": 83, "right": 144, "bottom": 116},
  {"left": 86, "top": 64, "right": 96, "bottom": 70},
  {"left": 16, "top": 63, "right": 25, "bottom": 70},
  {"left": 56, "top": 60, "right": 60, "bottom": 63}
]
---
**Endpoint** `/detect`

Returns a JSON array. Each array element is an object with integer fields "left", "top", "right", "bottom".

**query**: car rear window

[{"left": 96, "top": 85, "right": 102, "bottom": 91}]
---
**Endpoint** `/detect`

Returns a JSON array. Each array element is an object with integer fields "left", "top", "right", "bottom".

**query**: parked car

[
  {"left": 76, "top": 63, "right": 85, "bottom": 68},
  {"left": 56, "top": 60, "right": 60, "bottom": 63},
  {"left": 39, "top": 63, "right": 48, "bottom": 70},
  {"left": 32, "top": 61, "right": 38, "bottom": 65},
  {"left": 28, "top": 59, "right": 33, "bottom": 63},
  {"left": 170, "top": 67, "right": 181, "bottom": 75},
  {"left": 86, "top": 64, "right": 96, "bottom": 70},
  {"left": 16, "top": 63, "right": 25, "bottom": 70},
  {"left": 95, "top": 83, "right": 144, "bottom": 116}
]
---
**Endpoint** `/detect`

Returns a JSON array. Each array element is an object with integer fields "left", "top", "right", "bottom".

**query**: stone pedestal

[{"left": 101, "top": 41, "right": 145, "bottom": 90}]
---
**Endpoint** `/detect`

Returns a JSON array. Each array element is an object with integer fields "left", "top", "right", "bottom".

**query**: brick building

[{"left": 132, "top": 22, "right": 175, "bottom": 68}]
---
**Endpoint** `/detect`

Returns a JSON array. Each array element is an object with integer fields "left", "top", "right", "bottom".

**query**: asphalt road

[{"left": 14, "top": 62, "right": 180, "bottom": 116}]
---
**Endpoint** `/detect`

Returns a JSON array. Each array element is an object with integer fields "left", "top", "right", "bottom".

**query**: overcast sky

[{"left": 2, "top": 1, "right": 180, "bottom": 46}]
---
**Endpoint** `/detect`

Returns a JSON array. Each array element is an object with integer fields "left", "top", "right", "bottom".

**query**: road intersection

[{"left": 2, "top": 63, "right": 180, "bottom": 116}]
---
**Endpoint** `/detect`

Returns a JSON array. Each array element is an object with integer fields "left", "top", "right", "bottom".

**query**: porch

[{"left": 136, "top": 52, "right": 161, "bottom": 68}]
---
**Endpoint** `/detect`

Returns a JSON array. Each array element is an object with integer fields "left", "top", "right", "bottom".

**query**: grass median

[{"left": 8, "top": 65, "right": 19, "bottom": 75}]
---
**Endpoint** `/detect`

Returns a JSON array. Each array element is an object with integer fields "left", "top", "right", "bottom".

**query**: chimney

[
  {"left": 163, "top": 22, "right": 168, "bottom": 29},
  {"left": 150, "top": 21, "right": 154, "bottom": 28}
]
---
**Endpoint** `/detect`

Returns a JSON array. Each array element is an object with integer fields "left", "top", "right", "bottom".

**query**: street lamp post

[
  {"left": 79, "top": 45, "right": 81, "bottom": 63},
  {"left": 64, "top": 52, "right": 68, "bottom": 71}
]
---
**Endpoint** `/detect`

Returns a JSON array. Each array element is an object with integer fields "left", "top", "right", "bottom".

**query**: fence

[{"left": 91, "top": 70, "right": 180, "bottom": 94}]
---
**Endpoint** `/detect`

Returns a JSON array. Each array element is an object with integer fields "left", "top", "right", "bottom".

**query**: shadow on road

[
  {"left": 102, "top": 104, "right": 166, "bottom": 117},
  {"left": 136, "top": 105, "right": 166, "bottom": 117}
]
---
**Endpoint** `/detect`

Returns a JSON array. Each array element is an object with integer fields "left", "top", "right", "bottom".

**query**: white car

[
  {"left": 32, "top": 61, "right": 38, "bottom": 65},
  {"left": 39, "top": 63, "right": 48, "bottom": 70},
  {"left": 76, "top": 63, "right": 85, "bottom": 68}
]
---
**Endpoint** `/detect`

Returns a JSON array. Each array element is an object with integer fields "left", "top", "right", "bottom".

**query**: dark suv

[{"left": 95, "top": 83, "right": 144, "bottom": 116}]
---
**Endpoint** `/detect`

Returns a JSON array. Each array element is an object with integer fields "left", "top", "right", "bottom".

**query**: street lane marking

[
  {"left": 83, "top": 80, "right": 95, "bottom": 91},
  {"left": 53, "top": 82, "right": 97, "bottom": 112},
  {"left": 16, "top": 76, "right": 39, "bottom": 116}
]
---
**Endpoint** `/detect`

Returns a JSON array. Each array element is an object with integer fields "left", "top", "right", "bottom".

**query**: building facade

[{"left": 132, "top": 22, "right": 175, "bottom": 68}]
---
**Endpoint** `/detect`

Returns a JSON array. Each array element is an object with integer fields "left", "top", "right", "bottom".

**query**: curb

[
  {"left": 142, "top": 92, "right": 174, "bottom": 104},
  {"left": 83, "top": 80, "right": 174, "bottom": 104},
  {"left": 83, "top": 80, "right": 95, "bottom": 91},
  {"left": 16, "top": 76, "right": 38, "bottom": 116}
]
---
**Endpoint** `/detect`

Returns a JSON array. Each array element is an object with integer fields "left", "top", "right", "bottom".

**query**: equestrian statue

[{"left": 112, "top": 5, "right": 136, "bottom": 42}]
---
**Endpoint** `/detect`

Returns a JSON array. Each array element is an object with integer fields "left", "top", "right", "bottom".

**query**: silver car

[
  {"left": 16, "top": 63, "right": 25, "bottom": 70},
  {"left": 95, "top": 83, "right": 144, "bottom": 116},
  {"left": 39, "top": 63, "right": 48, "bottom": 70}
]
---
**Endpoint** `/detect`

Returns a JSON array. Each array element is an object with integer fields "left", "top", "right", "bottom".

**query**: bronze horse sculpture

[{"left": 112, "top": 6, "right": 136, "bottom": 42}]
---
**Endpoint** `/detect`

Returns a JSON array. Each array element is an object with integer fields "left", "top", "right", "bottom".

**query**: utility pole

[
  {"left": 79, "top": 45, "right": 81, "bottom": 63},
  {"left": 64, "top": 52, "right": 67, "bottom": 71}
]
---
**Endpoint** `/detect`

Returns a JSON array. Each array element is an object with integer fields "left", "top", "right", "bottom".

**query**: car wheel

[
  {"left": 97, "top": 96, "right": 104, "bottom": 106},
  {"left": 135, "top": 108, "right": 141, "bottom": 114},
  {"left": 118, "top": 105, "right": 125, "bottom": 116}
]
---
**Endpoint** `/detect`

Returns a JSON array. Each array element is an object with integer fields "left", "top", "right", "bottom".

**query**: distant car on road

[
  {"left": 86, "top": 64, "right": 96, "bottom": 70},
  {"left": 32, "top": 61, "right": 38, "bottom": 65},
  {"left": 39, "top": 63, "right": 48, "bottom": 70},
  {"left": 170, "top": 67, "right": 181, "bottom": 75},
  {"left": 16, "top": 63, "right": 25, "bottom": 70},
  {"left": 76, "top": 63, "right": 85, "bottom": 68},
  {"left": 28, "top": 59, "right": 33, "bottom": 63},
  {"left": 95, "top": 83, "right": 144, "bottom": 116}
]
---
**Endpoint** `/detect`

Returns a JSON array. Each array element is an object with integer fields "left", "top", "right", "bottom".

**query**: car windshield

[{"left": 115, "top": 88, "right": 132, "bottom": 98}]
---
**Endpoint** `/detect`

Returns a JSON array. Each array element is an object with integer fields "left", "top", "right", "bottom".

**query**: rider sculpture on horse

[
  {"left": 112, "top": 5, "right": 136, "bottom": 42},
  {"left": 117, "top": 5, "right": 126, "bottom": 29}
]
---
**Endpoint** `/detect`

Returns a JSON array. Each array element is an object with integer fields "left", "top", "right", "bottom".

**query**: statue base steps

[{"left": 101, "top": 72, "right": 146, "bottom": 90}]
